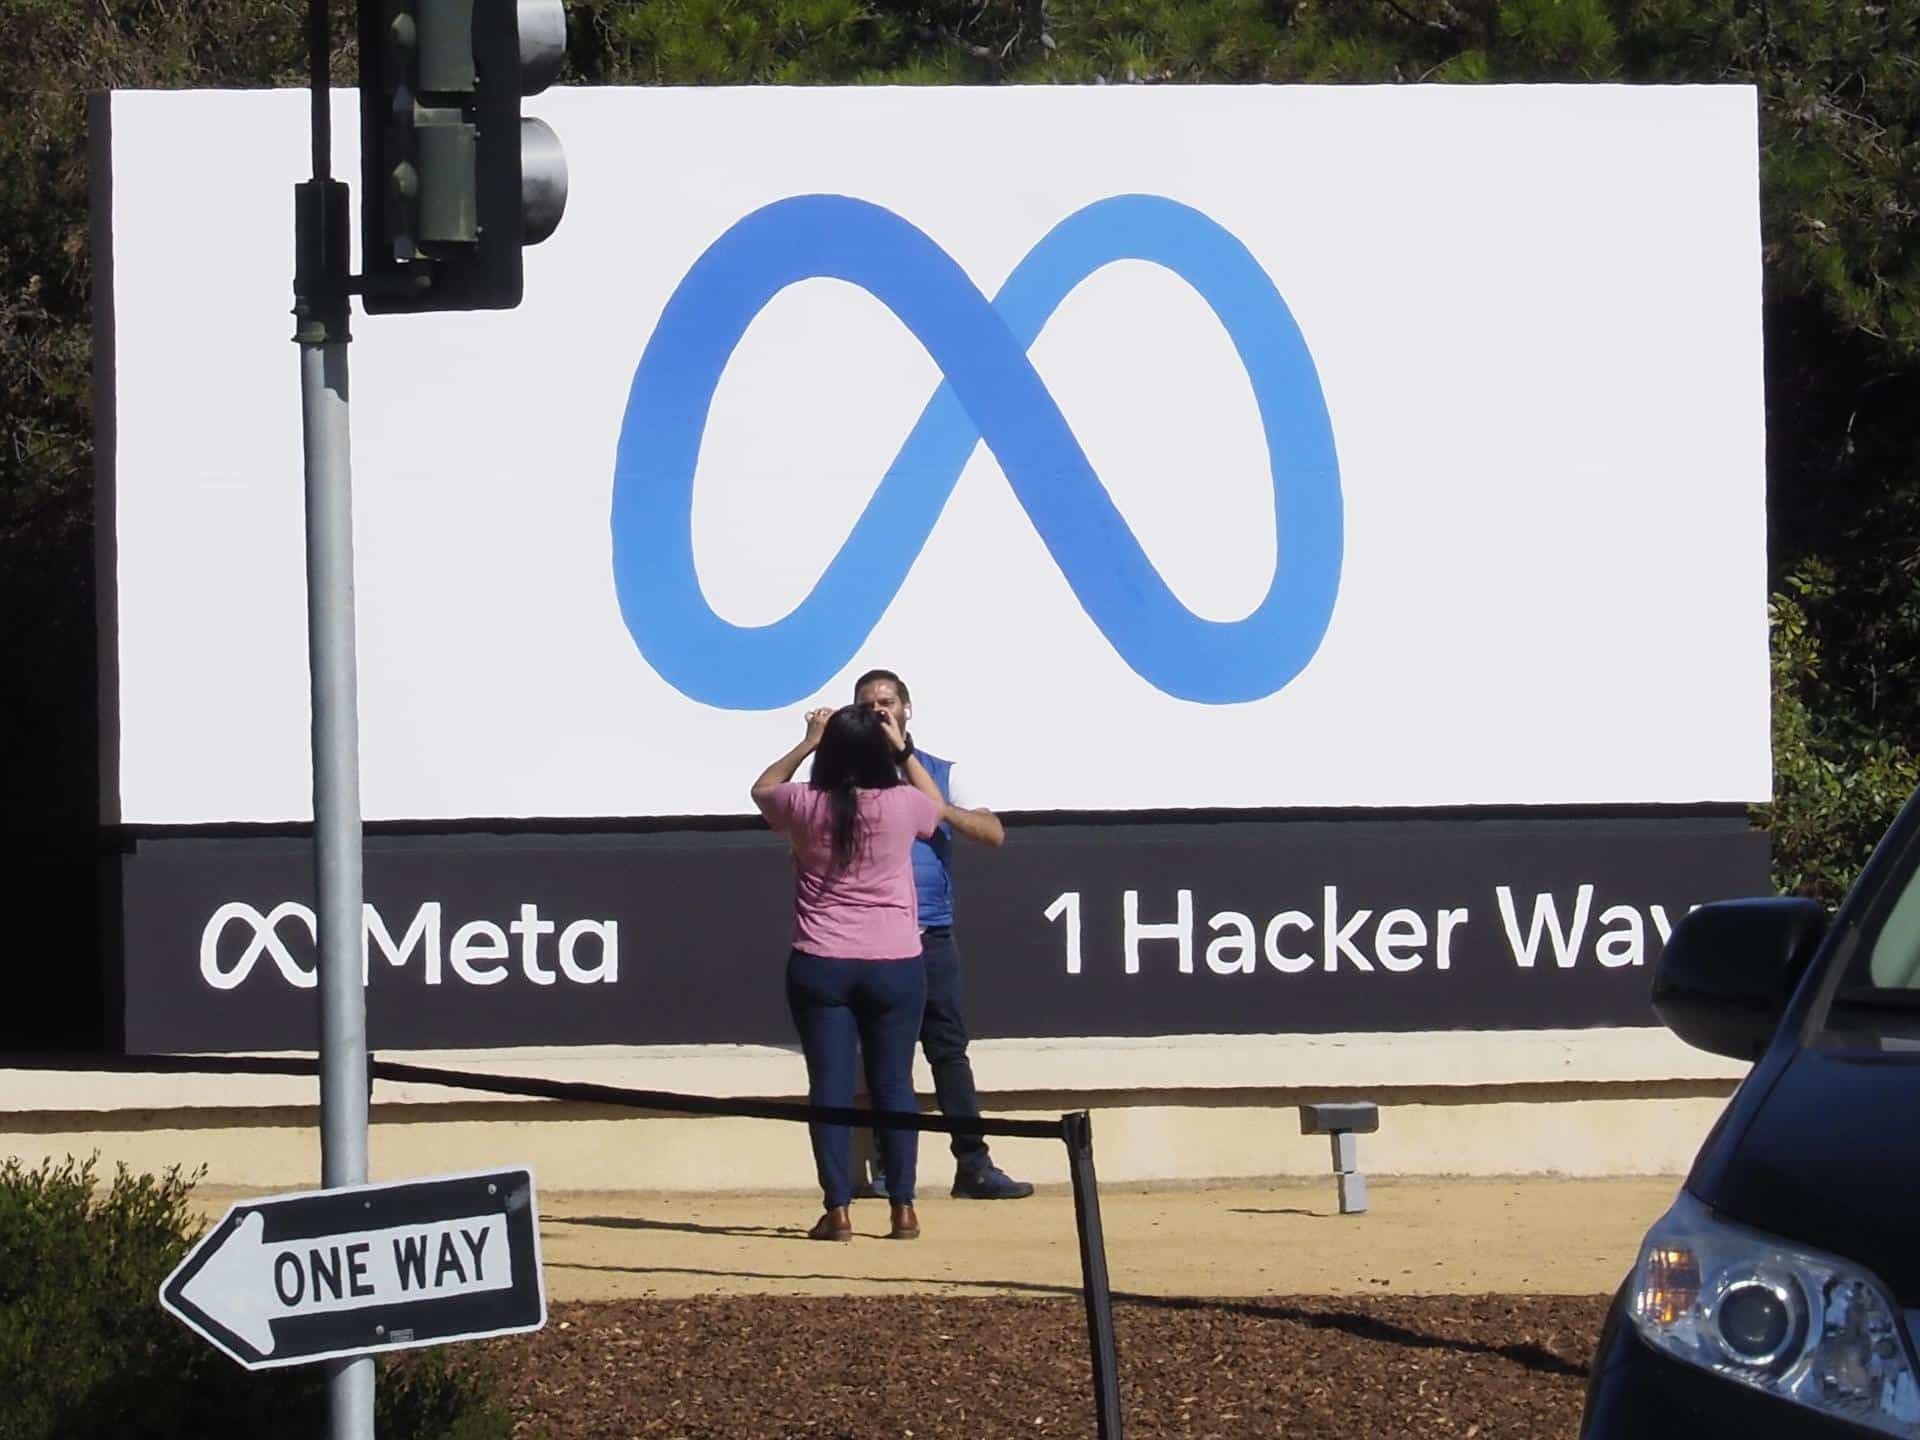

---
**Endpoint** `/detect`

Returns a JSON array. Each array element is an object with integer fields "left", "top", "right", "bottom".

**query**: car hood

[{"left": 1696, "top": 1042, "right": 1920, "bottom": 1303}]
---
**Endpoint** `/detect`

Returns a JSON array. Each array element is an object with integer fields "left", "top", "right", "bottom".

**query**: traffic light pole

[{"left": 296, "top": 3, "right": 373, "bottom": 1438}]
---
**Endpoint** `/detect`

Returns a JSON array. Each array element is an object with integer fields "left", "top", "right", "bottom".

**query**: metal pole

[
  {"left": 301, "top": 344, "right": 362, "bottom": 1171},
  {"left": 301, "top": 334, "right": 373, "bottom": 1440},
  {"left": 297, "top": 2, "right": 372, "bottom": 1433},
  {"left": 1064, "top": 1110, "right": 1124, "bottom": 1440}
]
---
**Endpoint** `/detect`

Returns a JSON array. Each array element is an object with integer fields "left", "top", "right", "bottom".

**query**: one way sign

[{"left": 160, "top": 1167, "right": 545, "bottom": 1369}]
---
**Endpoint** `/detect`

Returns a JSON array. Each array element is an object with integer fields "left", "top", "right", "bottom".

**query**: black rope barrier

[
  {"left": 3, "top": 1051, "right": 332, "bottom": 1078},
  {"left": 3, "top": 1050, "right": 1126, "bottom": 1438},
  {"left": 368, "top": 1057, "right": 1069, "bottom": 1138}
]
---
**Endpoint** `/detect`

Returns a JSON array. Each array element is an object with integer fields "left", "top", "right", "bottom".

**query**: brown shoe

[
  {"left": 887, "top": 1202, "right": 920, "bottom": 1240},
  {"left": 808, "top": 1206, "right": 852, "bottom": 1242}
]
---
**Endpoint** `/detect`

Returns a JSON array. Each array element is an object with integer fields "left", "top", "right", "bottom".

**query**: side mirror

[{"left": 1651, "top": 897, "right": 1829, "bottom": 1060}]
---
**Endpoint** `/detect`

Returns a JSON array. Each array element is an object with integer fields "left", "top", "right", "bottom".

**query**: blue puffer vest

[{"left": 910, "top": 749, "right": 955, "bottom": 929}]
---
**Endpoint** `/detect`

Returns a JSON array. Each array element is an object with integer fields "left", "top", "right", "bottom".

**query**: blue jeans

[
  {"left": 856, "top": 927, "right": 993, "bottom": 1176},
  {"left": 786, "top": 949, "right": 927, "bottom": 1208}
]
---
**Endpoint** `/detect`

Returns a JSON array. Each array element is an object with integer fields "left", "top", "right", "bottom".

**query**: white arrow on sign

[
  {"left": 179, "top": 1209, "right": 277, "bottom": 1356},
  {"left": 160, "top": 1166, "right": 544, "bottom": 1370},
  {"left": 179, "top": 1209, "right": 514, "bottom": 1357}
]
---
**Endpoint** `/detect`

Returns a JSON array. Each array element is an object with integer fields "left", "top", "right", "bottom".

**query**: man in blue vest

[{"left": 853, "top": 667, "right": 1034, "bottom": 1200}]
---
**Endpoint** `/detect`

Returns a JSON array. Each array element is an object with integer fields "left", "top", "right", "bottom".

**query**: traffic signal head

[{"left": 358, "top": 0, "right": 569, "bottom": 313}]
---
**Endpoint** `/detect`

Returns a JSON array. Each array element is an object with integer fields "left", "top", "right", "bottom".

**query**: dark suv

[{"left": 1579, "top": 796, "right": 1920, "bottom": 1437}]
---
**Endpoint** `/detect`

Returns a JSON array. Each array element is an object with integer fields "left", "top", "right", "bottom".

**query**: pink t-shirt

[{"left": 758, "top": 783, "right": 941, "bottom": 960}]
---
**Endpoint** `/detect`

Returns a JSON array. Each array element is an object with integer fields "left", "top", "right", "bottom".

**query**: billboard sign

[
  {"left": 97, "top": 85, "right": 1772, "bottom": 1053},
  {"left": 99, "top": 85, "right": 1768, "bottom": 825}
]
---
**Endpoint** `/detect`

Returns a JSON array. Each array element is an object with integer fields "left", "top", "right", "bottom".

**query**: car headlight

[{"left": 1629, "top": 1191, "right": 1920, "bottom": 1436}]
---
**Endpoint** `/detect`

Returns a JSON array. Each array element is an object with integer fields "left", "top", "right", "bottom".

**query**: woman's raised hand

[
  {"left": 875, "top": 707, "right": 909, "bottom": 757},
  {"left": 803, "top": 708, "right": 834, "bottom": 748}
]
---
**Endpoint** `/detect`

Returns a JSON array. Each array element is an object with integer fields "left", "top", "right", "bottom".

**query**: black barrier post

[{"left": 1064, "top": 1110, "right": 1123, "bottom": 1440}]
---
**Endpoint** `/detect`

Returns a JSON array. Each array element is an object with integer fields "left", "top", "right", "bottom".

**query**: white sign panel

[
  {"left": 101, "top": 85, "right": 1769, "bottom": 823},
  {"left": 158, "top": 1166, "right": 544, "bottom": 1369}
]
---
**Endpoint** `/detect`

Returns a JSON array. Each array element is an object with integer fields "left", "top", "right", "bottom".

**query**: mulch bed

[{"left": 496, "top": 1293, "right": 1608, "bottom": 1438}]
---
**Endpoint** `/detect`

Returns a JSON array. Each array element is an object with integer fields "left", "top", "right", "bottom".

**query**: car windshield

[{"left": 1818, "top": 826, "right": 1920, "bottom": 1045}]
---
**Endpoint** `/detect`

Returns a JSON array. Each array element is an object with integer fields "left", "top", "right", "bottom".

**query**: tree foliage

[{"left": 3, "top": 1, "right": 1918, "bottom": 1042}]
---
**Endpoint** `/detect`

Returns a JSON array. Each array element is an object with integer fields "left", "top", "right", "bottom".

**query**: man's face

[{"left": 856, "top": 679, "right": 910, "bottom": 733}]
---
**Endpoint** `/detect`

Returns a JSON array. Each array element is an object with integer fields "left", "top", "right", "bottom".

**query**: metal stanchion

[{"left": 1065, "top": 1110, "right": 1124, "bottom": 1440}]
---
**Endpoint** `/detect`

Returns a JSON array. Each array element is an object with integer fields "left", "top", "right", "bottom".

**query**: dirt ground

[
  {"left": 491, "top": 1178, "right": 1648, "bottom": 1437},
  {"left": 521, "top": 1176, "right": 1678, "bottom": 1302},
  {"left": 493, "top": 1291, "right": 1609, "bottom": 1439},
  {"left": 206, "top": 1176, "right": 1672, "bottom": 1436}
]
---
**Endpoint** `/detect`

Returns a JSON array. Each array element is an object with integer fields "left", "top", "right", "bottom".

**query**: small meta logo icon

[{"left": 609, "top": 193, "right": 1342, "bottom": 709}]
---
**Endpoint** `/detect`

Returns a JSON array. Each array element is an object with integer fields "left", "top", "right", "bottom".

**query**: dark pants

[
  {"left": 786, "top": 949, "right": 927, "bottom": 1208},
  {"left": 919, "top": 927, "right": 992, "bottom": 1169}
]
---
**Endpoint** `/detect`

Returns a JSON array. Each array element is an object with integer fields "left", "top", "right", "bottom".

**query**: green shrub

[
  {"left": 1761, "top": 577, "right": 1920, "bottom": 900},
  {"left": 378, "top": 1349, "right": 520, "bottom": 1440},
  {"left": 0, "top": 1155, "right": 516, "bottom": 1440}
]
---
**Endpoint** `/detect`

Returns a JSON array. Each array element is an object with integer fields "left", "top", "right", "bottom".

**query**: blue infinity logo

[{"left": 611, "top": 194, "right": 1342, "bottom": 708}]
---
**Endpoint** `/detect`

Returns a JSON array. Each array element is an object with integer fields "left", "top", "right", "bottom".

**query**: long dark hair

[{"left": 809, "top": 704, "right": 901, "bottom": 870}]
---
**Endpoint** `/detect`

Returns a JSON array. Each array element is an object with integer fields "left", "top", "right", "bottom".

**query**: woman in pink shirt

[{"left": 752, "top": 703, "right": 945, "bottom": 1242}]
